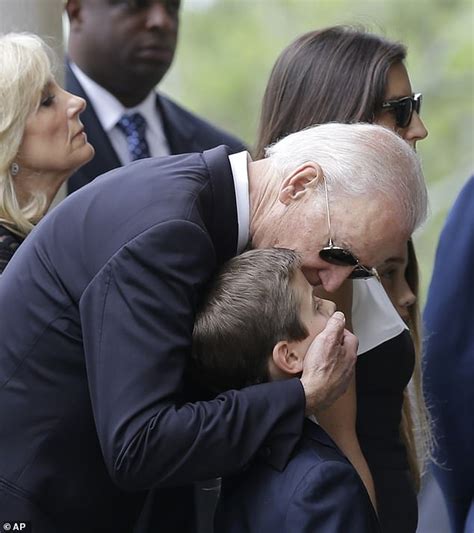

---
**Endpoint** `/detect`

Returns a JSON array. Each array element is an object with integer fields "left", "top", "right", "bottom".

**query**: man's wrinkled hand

[{"left": 300, "top": 311, "right": 358, "bottom": 414}]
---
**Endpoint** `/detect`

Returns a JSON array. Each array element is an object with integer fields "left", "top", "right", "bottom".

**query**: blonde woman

[{"left": 0, "top": 32, "right": 94, "bottom": 273}]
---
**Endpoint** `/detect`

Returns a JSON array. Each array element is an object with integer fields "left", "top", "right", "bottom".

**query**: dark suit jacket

[
  {"left": 66, "top": 61, "right": 246, "bottom": 193},
  {"left": 423, "top": 176, "right": 474, "bottom": 533},
  {"left": 215, "top": 419, "right": 380, "bottom": 533},
  {"left": 0, "top": 147, "right": 304, "bottom": 533}
]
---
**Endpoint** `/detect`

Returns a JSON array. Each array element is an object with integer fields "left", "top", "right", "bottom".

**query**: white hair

[
  {"left": 0, "top": 32, "right": 52, "bottom": 236},
  {"left": 265, "top": 122, "right": 428, "bottom": 233}
]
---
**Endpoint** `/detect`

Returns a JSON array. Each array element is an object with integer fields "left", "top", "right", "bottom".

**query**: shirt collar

[{"left": 228, "top": 151, "right": 251, "bottom": 254}]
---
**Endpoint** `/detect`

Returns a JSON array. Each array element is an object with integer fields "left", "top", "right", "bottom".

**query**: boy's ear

[
  {"left": 271, "top": 340, "right": 304, "bottom": 376},
  {"left": 278, "top": 162, "right": 324, "bottom": 205}
]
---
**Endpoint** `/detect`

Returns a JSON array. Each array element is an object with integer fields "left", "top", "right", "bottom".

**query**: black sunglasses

[
  {"left": 381, "top": 93, "right": 422, "bottom": 129},
  {"left": 318, "top": 177, "right": 379, "bottom": 280}
]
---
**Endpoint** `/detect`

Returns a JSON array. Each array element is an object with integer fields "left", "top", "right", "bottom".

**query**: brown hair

[
  {"left": 192, "top": 248, "right": 308, "bottom": 393},
  {"left": 255, "top": 25, "right": 406, "bottom": 158},
  {"left": 400, "top": 239, "right": 435, "bottom": 490}
]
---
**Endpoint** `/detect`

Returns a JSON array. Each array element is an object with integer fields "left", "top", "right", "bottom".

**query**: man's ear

[
  {"left": 65, "top": 0, "right": 83, "bottom": 26},
  {"left": 271, "top": 340, "right": 304, "bottom": 376},
  {"left": 279, "top": 162, "right": 324, "bottom": 205}
]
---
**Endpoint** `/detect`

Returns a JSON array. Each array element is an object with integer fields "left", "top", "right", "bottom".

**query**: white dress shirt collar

[{"left": 228, "top": 151, "right": 251, "bottom": 254}]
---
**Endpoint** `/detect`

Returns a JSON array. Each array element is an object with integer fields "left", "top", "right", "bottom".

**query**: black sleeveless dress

[{"left": 356, "top": 329, "right": 417, "bottom": 533}]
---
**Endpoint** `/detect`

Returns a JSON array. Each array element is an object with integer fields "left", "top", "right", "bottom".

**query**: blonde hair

[
  {"left": 0, "top": 32, "right": 53, "bottom": 237},
  {"left": 400, "top": 239, "right": 435, "bottom": 491}
]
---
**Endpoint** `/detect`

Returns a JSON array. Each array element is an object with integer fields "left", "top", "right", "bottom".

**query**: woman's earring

[{"left": 10, "top": 162, "right": 19, "bottom": 176}]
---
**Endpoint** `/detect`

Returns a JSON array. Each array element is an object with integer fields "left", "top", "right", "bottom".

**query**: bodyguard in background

[{"left": 65, "top": 0, "right": 245, "bottom": 193}]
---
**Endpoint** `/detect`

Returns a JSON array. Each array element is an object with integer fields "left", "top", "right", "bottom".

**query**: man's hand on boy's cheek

[{"left": 300, "top": 311, "right": 359, "bottom": 415}]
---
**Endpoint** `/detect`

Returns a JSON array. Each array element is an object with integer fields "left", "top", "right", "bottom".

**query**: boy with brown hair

[{"left": 192, "top": 248, "right": 380, "bottom": 532}]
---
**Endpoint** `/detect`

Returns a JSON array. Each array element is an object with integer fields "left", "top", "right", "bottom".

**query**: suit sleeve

[
  {"left": 285, "top": 461, "right": 379, "bottom": 533},
  {"left": 79, "top": 219, "right": 304, "bottom": 489}
]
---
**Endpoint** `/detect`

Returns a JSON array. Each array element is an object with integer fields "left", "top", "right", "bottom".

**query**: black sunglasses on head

[
  {"left": 318, "top": 178, "right": 379, "bottom": 280},
  {"left": 381, "top": 93, "right": 422, "bottom": 129}
]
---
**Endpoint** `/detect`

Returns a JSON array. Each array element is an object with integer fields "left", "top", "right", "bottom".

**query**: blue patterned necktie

[{"left": 116, "top": 112, "right": 151, "bottom": 161}]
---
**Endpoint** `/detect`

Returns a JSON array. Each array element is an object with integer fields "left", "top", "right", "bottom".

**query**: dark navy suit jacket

[
  {"left": 65, "top": 62, "right": 246, "bottom": 193},
  {"left": 424, "top": 176, "right": 474, "bottom": 533},
  {"left": 215, "top": 419, "right": 380, "bottom": 533},
  {"left": 0, "top": 147, "right": 304, "bottom": 532}
]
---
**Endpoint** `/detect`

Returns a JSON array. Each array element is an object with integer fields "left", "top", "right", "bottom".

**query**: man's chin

[{"left": 131, "top": 62, "right": 172, "bottom": 84}]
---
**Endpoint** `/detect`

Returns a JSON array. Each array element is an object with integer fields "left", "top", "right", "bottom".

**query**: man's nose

[
  {"left": 146, "top": 3, "right": 177, "bottom": 31},
  {"left": 320, "top": 265, "right": 354, "bottom": 293}
]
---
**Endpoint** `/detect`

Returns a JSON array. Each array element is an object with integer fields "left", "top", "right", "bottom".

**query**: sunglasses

[
  {"left": 381, "top": 93, "right": 422, "bottom": 129},
  {"left": 318, "top": 177, "right": 379, "bottom": 280}
]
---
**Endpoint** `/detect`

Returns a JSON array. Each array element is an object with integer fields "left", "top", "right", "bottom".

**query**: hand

[{"left": 300, "top": 311, "right": 358, "bottom": 414}]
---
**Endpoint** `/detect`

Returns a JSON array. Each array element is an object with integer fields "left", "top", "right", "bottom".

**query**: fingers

[
  {"left": 320, "top": 311, "right": 346, "bottom": 344},
  {"left": 330, "top": 310, "right": 346, "bottom": 327},
  {"left": 342, "top": 328, "right": 359, "bottom": 354}
]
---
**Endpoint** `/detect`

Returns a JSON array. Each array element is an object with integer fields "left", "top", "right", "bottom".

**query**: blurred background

[{"left": 163, "top": 0, "right": 474, "bottom": 304}]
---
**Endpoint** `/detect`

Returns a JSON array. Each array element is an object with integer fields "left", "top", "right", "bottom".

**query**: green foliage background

[{"left": 162, "top": 0, "right": 474, "bottom": 303}]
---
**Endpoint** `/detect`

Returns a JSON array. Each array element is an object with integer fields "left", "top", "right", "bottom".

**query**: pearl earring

[{"left": 10, "top": 162, "right": 19, "bottom": 176}]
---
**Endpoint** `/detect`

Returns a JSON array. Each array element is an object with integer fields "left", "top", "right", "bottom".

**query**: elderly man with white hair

[{"left": 0, "top": 123, "right": 427, "bottom": 533}]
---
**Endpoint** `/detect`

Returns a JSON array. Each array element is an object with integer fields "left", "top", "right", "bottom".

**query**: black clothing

[
  {"left": 356, "top": 330, "right": 418, "bottom": 533},
  {"left": 0, "top": 225, "right": 23, "bottom": 274}
]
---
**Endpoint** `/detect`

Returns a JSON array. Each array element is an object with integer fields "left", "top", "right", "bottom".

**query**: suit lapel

[{"left": 158, "top": 94, "right": 198, "bottom": 154}]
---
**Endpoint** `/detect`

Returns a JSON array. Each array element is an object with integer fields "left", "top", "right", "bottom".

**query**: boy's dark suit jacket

[
  {"left": 215, "top": 419, "right": 381, "bottom": 533},
  {"left": 0, "top": 147, "right": 304, "bottom": 533},
  {"left": 65, "top": 61, "right": 246, "bottom": 193}
]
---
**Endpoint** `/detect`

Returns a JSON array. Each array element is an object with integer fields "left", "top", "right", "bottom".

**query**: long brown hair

[
  {"left": 255, "top": 25, "right": 406, "bottom": 158},
  {"left": 400, "top": 239, "right": 435, "bottom": 490}
]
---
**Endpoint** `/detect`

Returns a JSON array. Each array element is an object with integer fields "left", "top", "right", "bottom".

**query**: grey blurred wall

[{"left": 0, "top": 0, "right": 64, "bottom": 82}]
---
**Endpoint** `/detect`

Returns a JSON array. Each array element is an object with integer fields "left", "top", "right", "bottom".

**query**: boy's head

[{"left": 192, "top": 248, "right": 336, "bottom": 393}]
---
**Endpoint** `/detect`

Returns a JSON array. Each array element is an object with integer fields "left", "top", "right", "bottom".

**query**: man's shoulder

[{"left": 157, "top": 93, "right": 246, "bottom": 152}]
